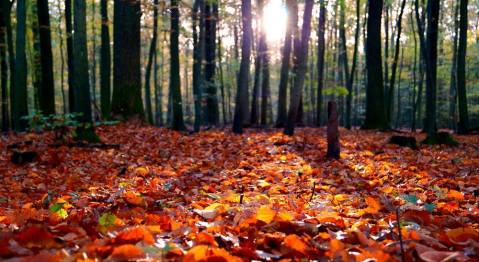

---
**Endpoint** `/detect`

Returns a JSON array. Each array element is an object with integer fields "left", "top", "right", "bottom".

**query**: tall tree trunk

[
  {"left": 410, "top": 10, "right": 418, "bottom": 131},
  {"left": 100, "top": 0, "right": 111, "bottom": 119},
  {"left": 363, "top": 0, "right": 387, "bottom": 129},
  {"left": 13, "top": 0, "right": 29, "bottom": 130},
  {"left": 259, "top": 0, "right": 270, "bottom": 127},
  {"left": 276, "top": 0, "right": 295, "bottom": 127},
  {"left": 396, "top": 48, "right": 404, "bottom": 128},
  {"left": 415, "top": 0, "right": 426, "bottom": 131},
  {"left": 203, "top": 1, "right": 219, "bottom": 126},
  {"left": 30, "top": 1, "right": 41, "bottom": 111},
  {"left": 423, "top": 0, "right": 440, "bottom": 140},
  {"left": 386, "top": 0, "right": 407, "bottom": 125},
  {"left": 144, "top": 0, "right": 159, "bottom": 124},
  {"left": 112, "top": 0, "right": 144, "bottom": 119},
  {"left": 456, "top": 0, "right": 469, "bottom": 134},
  {"left": 284, "top": 0, "right": 314, "bottom": 136},
  {"left": 0, "top": 0, "right": 9, "bottom": 131},
  {"left": 65, "top": 0, "right": 75, "bottom": 112},
  {"left": 56, "top": 0, "right": 67, "bottom": 114},
  {"left": 217, "top": 29, "right": 227, "bottom": 125},
  {"left": 345, "top": 0, "right": 361, "bottom": 129},
  {"left": 383, "top": 3, "right": 389, "bottom": 96},
  {"left": 192, "top": 0, "right": 204, "bottom": 131},
  {"left": 73, "top": 0, "right": 98, "bottom": 141},
  {"left": 250, "top": 20, "right": 261, "bottom": 127},
  {"left": 37, "top": 0, "right": 56, "bottom": 115},
  {"left": 232, "top": 0, "right": 252, "bottom": 134},
  {"left": 449, "top": 1, "right": 459, "bottom": 131},
  {"left": 315, "top": 0, "right": 326, "bottom": 127},
  {"left": 339, "top": 0, "right": 350, "bottom": 126},
  {"left": 169, "top": 0, "right": 186, "bottom": 130},
  {"left": 90, "top": 0, "right": 98, "bottom": 113}
]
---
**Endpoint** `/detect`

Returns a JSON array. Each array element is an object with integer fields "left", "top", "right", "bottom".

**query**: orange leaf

[
  {"left": 355, "top": 249, "right": 391, "bottom": 262},
  {"left": 108, "top": 244, "right": 145, "bottom": 261},
  {"left": 15, "top": 226, "right": 60, "bottom": 249},
  {"left": 184, "top": 245, "right": 209, "bottom": 262},
  {"left": 447, "top": 190, "right": 464, "bottom": 200},
  {"left": 283, "top": 234, "right": 308, "bottom": 254},
  {"left": 195, "top": 232, "right": 217, "bottom": 246},
  {"left": 113, "top": 227, "right": 154, "bottom": 245},
  {"left": 123, "top": 191, "right": 145, "bottom": 206},
  {"left": 446, "top": 227, "right": 479, "bottom": 245}
]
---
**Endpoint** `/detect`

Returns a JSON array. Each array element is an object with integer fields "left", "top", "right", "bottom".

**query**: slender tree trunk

[
  {"left": 424, "top": 0, "right": 440, "bottom": 140},
  {"left": 203, "top": 1, "right": 219, "bottom": 126},
  {"left": 217, "top": 30, "right": 227, "bottom": 125},
  {"left": 383, "top": 4, "right": 389, "bottom": 96},
  {"left": 100, "top": 0, "right": 111, "bottom": 119},
  {"left": 250, "top": 20, "right": 261, "bottom": 127},
  {"left": 232, "top": 0, "right": 252, "bottom": 134},
  {"left": 0, "top": 0, "right": 9, "bottom": 131},
  {"left": 112, "top": 0, "right": 144, "bottom": 119},
  {"left": 449, "top": 1, "right": 459, "bottom": 131},
  {"left": 90, "top": 0, "right": 98, "bottom": 112},
  {"left": 386, "top": 0, "right": 407, "bottom": 126},
  {"left": 4, "top": 0, "right": 14, "bottom": 121},
  {"left": 396, "top": 48, "right": 404, "bottom": 128},
  {"left": 345, "top": 0, "right": 361, "bottom": 129},
  {"left": 73, "top": 0, "right": 98, "bottom": 141},
  {"left": 410, "top": 10, "right": 418, "bottom": 131},
  {"left": 56, "top": 0, "right": 67, "bottom": 114},
  {"left": 415, "top": 0, "right": 426, "bottom": 131},
  {"left": 30, "top": 1, "right": 41, "bottom": 111},
  {"left": 363, "top": 0, "right": 387, "bottom": 129},
  {"left": 65, "top": 0, "right": 75, "bottom": 112},
  {"left": 316, "top": 0, "right": 326, "bottom": 127},
  {"left": 143, "top": 0, "right": 159, "bottom": 124},
  {"left": 456, "top": 0, "right": 469, "bottom": 134},
  {"left": 284, "top": 0, "right": 314, "bottom": 136},
  {"left": 259, "top": 0, "right": 270, "bottom": 127},
  {"left": 12, "top": 0, "right": 29, "bottom": 130},
  {"left": 192, "top": 0, "right": 203, "bottom": 131},
  {"left": 169, "top": 0, "right": 186, "bottom": 130},
  {"left": 37, "top": 0, "right": 56, "bottom": 115}
]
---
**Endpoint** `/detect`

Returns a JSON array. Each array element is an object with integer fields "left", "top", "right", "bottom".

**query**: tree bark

[
  {"left": 327, "top": 101, "right": 340, "bottom": 159},
  {"left": 100, "top": 0, "right": 111, "bottom": 119},
  {"left": 112, "top": 0, "right": 144, "bottom": 119},
  {"left": 37, "top": 0, "right": 56, "bottom": 115},
  {"left": 65, "top": 0, "right": 75, "bottom": 112},
  {"left": 345, "top": 0, "right": 361, "bottom": 129},
  {"left": 456, "top": 0, "right": 469, "bottom": 134},
  {"left": 144, "top": 0, "right": 159, "bottom": 124},
  {"left": 13, "top": 0, "right": 29, "bottom": 130},
  {"left": 363, "top": 0, "right": 387, "bottom": 129},
  {"left": 192, "top": 0, "right": 204, "bottom": 131},
  {"left": 232, "top": 0, "right": 252, "bottom": 134},
  {"left": 284, "top": 0, "right": 314, "bottom": 136},
  {"left": 203, "top": 1, "right": 219, "bottom": 126},
  {"left": 315, "top": 0, "right": 326, "bottom": 127}
]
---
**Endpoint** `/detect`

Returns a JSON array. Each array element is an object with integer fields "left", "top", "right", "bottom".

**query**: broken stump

[{"left": 327, "top": 101, "right": 340, "bottom": 159}]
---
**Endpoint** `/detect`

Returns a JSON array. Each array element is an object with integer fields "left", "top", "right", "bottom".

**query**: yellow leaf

[
  {"left": 364, "top": 196, "right": 381, "bottom": 214},
  {"left": 256, "top": 205, "right": 276, "bottom": 224},
  {"left": 333, "top": 194, "right": 349, "bottom": 204},
  {"left": 184, "top": 245, "right": 209, "bottom": 262},
  {"left": 276, "top": 210, "right": 294, "bottom": 222}
]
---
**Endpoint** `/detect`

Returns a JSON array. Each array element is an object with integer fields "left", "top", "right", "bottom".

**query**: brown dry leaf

[{"left": 283, "top": 234, "right": 308, "bottom": 254}]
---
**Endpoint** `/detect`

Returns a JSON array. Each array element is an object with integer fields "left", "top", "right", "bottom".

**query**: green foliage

[
  {"left": 99, "top": 212, "right": 117, "bottom": 227},
  {"left": 22, "top": 113, "right": 84, "bottom": 143},
  {"left": 322, "top": 86, "right": 349, "bottom": 96}
]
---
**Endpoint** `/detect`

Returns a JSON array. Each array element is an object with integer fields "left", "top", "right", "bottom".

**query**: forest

[{"left": 0, "top": 0, "right": 479, "bottom": 261}]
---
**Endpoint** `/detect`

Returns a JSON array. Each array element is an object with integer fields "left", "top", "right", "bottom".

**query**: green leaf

[
  {"left": 424, "top": 203, "right": 436, "bottom": 213},
  {"left": 57, "top": 208, "right": 68, "bottom": 219},
  {"left": 402, "top": 194, "right": 418, "bottom": 204},
  {"left": 99, "top": 212, "right": 117, "bottom": 227},
  {"left": 49, "top": 202, "right": 65, "bottom": 213}
]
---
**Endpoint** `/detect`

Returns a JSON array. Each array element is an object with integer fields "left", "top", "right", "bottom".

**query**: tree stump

[{"left": 327, "top": 101, "right": 340, "bottom": 159}]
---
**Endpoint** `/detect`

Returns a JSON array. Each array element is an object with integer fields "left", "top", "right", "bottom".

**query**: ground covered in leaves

[{"left": 1, "top": 123, "right": 479, "bottom": 261}]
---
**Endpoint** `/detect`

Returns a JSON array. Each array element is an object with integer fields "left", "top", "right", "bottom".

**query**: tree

[
  {"left": 100, "top": 0, "right": 111, "bottom": 119},
  {"left": 37, "top": 0, "right": 56, "bottom": 115},
  {"left": 315, "top": 0, "right": 325, "bottom": 127},
  {"left": 456, "top": 0, "right": 469, "bottom": 134},
  {"left": 423, "top": 0, "right": 440, "bottom": 142},
  {"left": 72, "top": 0, "right": 98, "bottom": 141},
  {"left": 192, "top": 0, "right": 204, "bottom": 132},
  {"left": 284, "top": 0, "right": 314, "bottom": 136},
  {"left": 363, "top": 0, "right": 387, "bottom": 130},
  {"left": 203, "top": 1, "right": 219, "bottom": 126},
  {"left": 111, "top": 0, "right": 144, "bottom": 119},
  {"left": 65, "top": 0, "right": 75, "bottom": 112},
  {"left": 232, "top": 0, "right": 252, "bottom": 134},
  {"left": 12, "top": 0, "right": 29, "bottom": 130},
  {"left": 144, "top": 0, "right": 159, "bottom": 124},
  {"left": 0, "top": 0, "right": 11, "bottom": 131},
  {"left": 386, "top": 0, "right": 407, "bottom": 126},
  {"left": 345, "top": 0, "right": 361, "bottom": 129},
  {"left": 169, "top": 0, "right": 186, "bottom": 130}
]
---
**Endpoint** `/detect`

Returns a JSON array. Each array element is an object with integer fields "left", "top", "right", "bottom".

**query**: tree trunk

[
  {"left": 327, "top": 101, "right": 340, "bottom": 159},
  {"left": 56, "top": 0, "right": 67, "bottom": 114},
  {"left": 346, "top": 0, "right": 361, "bottom": 129},
  {"left": 395, "top": 48, "right": 404, "bottom": 128},
  {"left": 386, "top": 0, "right": 407, "bottom": 126},
  {"left": 423, "top": 0, "right": 440, "bottom": 141},
  {"left": 0, "top": 0, "right": 9, "bottom": 131},
  {"left": 37, "top": 0, "right": 56, "bottom": 115},
  {"left": 169, "top": 0, "right": 186, "bottom": 130},
  {"left": 192, "top": 0, "right": 204, "bottom": 131},
  {"left": 203, "top": 2, "right": 219, "bottom": 126},
  {"left": 65, "top": 0, "right": 75, "bottom": 112},
  {"left": 73, "top": 0, "right": 98, "bottom": 141},
  {"left": 449, "top": 2, "right": 459, "bottom": 131},
  {"left": 316, "top": 0, "right": 326, "bottom": 127},
  {"left": 250, "top": 20, "right": 261, "bottom": 127},
  {"left": 112, "top": 0, "right": 144, "bottom": 119},
  {"left": 90, "top": 0, "right": 98, "bottom": 113},
  {"left": 232, "top": 0, "right": 252, "bottom": 134},
  {"left": 100, "top": 0, "right": 111, "bottom": 119},
  {"left": 284, "top": 0, "right": 314, "bottom": 136},
  {"left": 12, "top": 0, "right": 29, "bottom": 130},
  {"left": 260, "top": 1, "right": 270, "bottom": 127},
  {"left": 144, "top": 0, "right": 159, "bottom": 124},
  {"left": 276, "top": 0, "right": 296, "bottom": 127},
  {"left": 363, "top": 0, "right": 387, "bottom": 129},
  {"left": 456, "top": 0, "right": 469, "bottom": 134}
]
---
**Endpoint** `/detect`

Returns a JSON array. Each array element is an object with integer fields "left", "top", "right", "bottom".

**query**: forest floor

[{"left": 0, "top": 123, "right": 478, "bottom": 261}]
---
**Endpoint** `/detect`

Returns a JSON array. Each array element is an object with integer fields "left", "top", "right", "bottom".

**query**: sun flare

[{"left": 262, "top": 1, "right": 288, "bottom": 43}]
